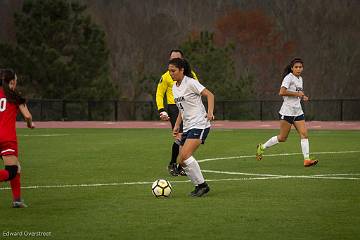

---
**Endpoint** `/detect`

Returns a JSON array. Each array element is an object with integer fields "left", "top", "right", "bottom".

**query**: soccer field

[{"left": 1, "top": 128, "right": 359, "bottom": 240}]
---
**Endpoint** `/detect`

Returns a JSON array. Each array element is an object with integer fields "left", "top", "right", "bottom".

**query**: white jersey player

[
  {"left": 256, "top": 58, "right": 318, "bottom": 167},
  {"left": 172, "top": 75, "right": 211, "bottom": 132},
  {"left": 169, "top": 57, "right": 214, "bottom": 197},
  {"left": 279, "top": 72, "right": 304, "bottom": 117}
]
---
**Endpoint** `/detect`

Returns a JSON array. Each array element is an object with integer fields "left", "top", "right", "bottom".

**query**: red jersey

[{"left": 0, "top": 87, "right": 19, "bottom": 142}]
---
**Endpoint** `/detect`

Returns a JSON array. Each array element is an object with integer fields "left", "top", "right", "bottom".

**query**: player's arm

[
  {"left": 19, "top": 104, "right": 35, "bottom": 129},
  {"left": 156, "top": 77, "right": 170, "bottom": 120},
  {"left": 201, "top": 88, "right": 215, "bottom": 121},
  {"left": 172, "top": 112, "right": 182, "bottom": 137},
  {"left": 279, "top": 87, "right": 307, "bottom": 99}
]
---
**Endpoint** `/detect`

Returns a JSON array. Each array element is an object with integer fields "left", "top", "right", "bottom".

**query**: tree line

[{"left": 1, "top": 0, "right": 358, "bottom": 101}]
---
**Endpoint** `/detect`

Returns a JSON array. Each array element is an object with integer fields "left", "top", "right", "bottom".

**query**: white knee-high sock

[
  {"left": 263, "top": 136, "right": 279, "bottom": 149},
  {"left": 183, "top": 156, "right": 205, "bottom": 186},
  {"left": 301, "top": 138, "right": 310, "bottom": 159}
]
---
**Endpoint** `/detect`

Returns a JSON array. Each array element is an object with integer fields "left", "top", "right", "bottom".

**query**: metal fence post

[
  {"left": 88, "top": 100, "right": 92, "bottom": 121},
  {"left": 40, "top": 100, "right": 44, "bottom": 121},
  {"left": 114, "top": 100, "right": 118, "bottom": 121},
  {"left": 151, "top": 101, "right": 155, "bottom": 120},
  {"left": 340, "top": 99, "right": 344, "bottom": 121},
  {"left": 62, "top": 100, "right": 67, "bottom": 121},
  {"left": 222, "top": 101, "right": 225, "bottom": 120}
]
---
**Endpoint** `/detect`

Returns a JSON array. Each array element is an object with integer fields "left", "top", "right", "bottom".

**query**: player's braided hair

[
  {"left": 0, "top": 68, "right": 26, "bottom": 104},
  {"left": 168, "top": 58, "right": 195, "bottom": 79},
  {"left": 282, "top": 58, "right": 304, "bottom": 79}
]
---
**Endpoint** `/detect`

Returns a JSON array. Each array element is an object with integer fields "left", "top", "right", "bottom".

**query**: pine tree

[{"left": 0, "top": 0, "right": 117, "bottom": 100}]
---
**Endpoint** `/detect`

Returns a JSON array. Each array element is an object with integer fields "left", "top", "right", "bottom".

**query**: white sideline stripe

[
  {"left": 0, "top": 177, "right": 289, "bottom": 190},
  {"left": 305, "top": 176, "right": 360, "bottom": 180},
  {"left": 198, "top": 150, "right": 360, "bottom": 163},
  {"left": 1, "top": 172, "right": 358, "bottom": 190},
  {"left": 0, "top": 181, "right": 190, "bottom": 190},
  {"left": 18, "top": 134, "right": 70, "bottom": 137},
  {"left": 311, "top": 173, "right": 360, "bottom": 177},
  {"left": 202, "top": 170, "right": 283, "bottom": 177},
  {"left": 202, "top": 170, "right": 360, "bottom": 180}
]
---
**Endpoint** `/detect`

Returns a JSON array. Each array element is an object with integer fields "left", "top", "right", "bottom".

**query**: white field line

[
  {"left": 18, "top": 134, "right": 70, "bottom": 137},
  {"left": 202, "top": 170, "right": 360, "bottom": 180},
  {"left": 198, "top": 150, "right": 360, "bottom": 163},
  {"left": 202, "top": 170, "right": 283, "bottom": 177},
  {"left": 311, "top": 173, "right": 360, "bottom": 177},
  {"left": 0, "top": 172, "right": 358, "bottom": 191},
  {"left": 0, "top": 177, "right": 288, "bottom": 190},
  {"left": 0, "top": 177, "right": 282, "bottom": 190},
  {"left": 0, "top": 180, "right": 191, "bottom": 190},
  {"left": 0, "top": 150, "right": 358, "bottom": 191}
]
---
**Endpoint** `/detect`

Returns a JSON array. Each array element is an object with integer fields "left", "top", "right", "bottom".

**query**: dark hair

[
  {"left": 0, "top": 68, "right": 26, "bottom": 104},
  {"left": 168, "top": 58, "right": 194, "bottom": 78},
  {"left": 169, "top": 49, "right": 184, "bottom": 58},
  {"left": 282, "top": 58, "right": 304, "bottom": 79}
]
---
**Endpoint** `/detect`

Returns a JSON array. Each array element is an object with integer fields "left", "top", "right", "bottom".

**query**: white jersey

[
  {"left": 279, "top": 73, "right": 304, "bottom": 116},
  {"left": 172, "top": 76, "right": 210, "bottom": 132}
]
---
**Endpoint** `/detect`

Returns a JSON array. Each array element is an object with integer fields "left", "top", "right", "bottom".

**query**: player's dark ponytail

[
  {"left": 0, "top": 69, "right": 26, "bottom": 104},
  {"left": 168, "top": 58, "right": 195, "bottom": 79},
  {"left": 282, "top": 58, "right": 304, "bottom": 79},
  {"left": 182, "top": 59, "right": 195, "bottom": 78}
]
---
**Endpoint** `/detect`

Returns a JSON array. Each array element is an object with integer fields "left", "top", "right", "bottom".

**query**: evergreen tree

[{"left": 0, "top": 0, "right": 117, "bottom": 100}]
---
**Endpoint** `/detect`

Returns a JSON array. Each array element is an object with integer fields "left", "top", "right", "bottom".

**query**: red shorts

[{"left": 0, "top": 141, "right": 18, "bottom": 157}]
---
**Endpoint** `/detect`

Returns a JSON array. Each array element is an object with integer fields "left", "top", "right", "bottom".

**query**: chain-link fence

[{"left": 25, "top": 99, "right": 360, "bottom": 121}]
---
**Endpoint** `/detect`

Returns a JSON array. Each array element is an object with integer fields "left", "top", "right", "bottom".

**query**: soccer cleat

[
  {"left": 190, "top": 186, "right": 200, "bottom": 196},
  {"left": 304, "top": 158, "right": 318, "bottom": 167},
  {"left": 12, "top": 201, "right": 28, "bottom": 208},
  {"left": 167, "top": 163, "right": 178, "bottom": 176},
  {"left": 177, "top": 165, "right": 187, "bottom": 176},
  {"left": 256, "top": 144, "right": 264, "bottom": 161},
  {"left": 190, "top": 182, "right": 210, "bottom": 197}
]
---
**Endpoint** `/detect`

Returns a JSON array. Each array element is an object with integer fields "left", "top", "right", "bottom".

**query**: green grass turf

[{"left": 0, "top": 128, "right": 359, "bottom": 240}]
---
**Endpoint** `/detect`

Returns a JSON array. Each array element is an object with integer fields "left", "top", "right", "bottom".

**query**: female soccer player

[
  {"left": 156, "top": 49, "right": 198, "bottom": 176},
  {"left": 169, "top": 58, "right": 215, "bottom": 197},
  {"left": 256, "top": 58, "right": 318, "bottom": 167},
  {"left": 0, "top": 69, "right": 34, "bottom": 208}
]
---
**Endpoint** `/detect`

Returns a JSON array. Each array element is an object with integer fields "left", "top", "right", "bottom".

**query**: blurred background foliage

[{"left": 0, "top": 0, "right": 359, "bottom": 101}]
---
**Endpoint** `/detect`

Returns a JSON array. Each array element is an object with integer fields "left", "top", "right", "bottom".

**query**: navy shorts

[
  {"left": 180, "top": 128, "right": 210, "bottom": 146},
  {"left": 279, "top": 114, "right": 305, "bottom": 124}
]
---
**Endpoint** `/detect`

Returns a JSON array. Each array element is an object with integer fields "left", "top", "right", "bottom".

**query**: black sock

[{"left": 170, "top": 142, "right": 179, "bottom": 165}]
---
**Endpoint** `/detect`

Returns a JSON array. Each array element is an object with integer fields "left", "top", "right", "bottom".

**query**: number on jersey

[{"left": 0, "top": 98, "right": 7, "bottom": 112}]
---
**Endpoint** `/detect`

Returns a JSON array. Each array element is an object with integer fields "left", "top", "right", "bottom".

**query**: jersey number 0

[{"left": 0, "top": 98, "right": 7, "bottom": 112}]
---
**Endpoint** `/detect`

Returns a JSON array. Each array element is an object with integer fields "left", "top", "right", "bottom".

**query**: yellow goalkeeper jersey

[{"left": 156, "top": 70, "right": 198, "bottom": 111}]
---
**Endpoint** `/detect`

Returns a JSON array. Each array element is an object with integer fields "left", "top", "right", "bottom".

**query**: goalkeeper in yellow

[{"left": 156, "top": 49, "right": 198, "bottom": 176}]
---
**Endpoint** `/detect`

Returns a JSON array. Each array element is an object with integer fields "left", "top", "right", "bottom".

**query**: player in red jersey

[{"left": 0, "top": 69, "right": 34, "bottom": 208}]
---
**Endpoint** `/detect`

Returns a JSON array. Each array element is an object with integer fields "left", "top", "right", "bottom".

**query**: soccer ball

[{"left": 151, "top": 179, "right": 172, "bottom": 197}]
